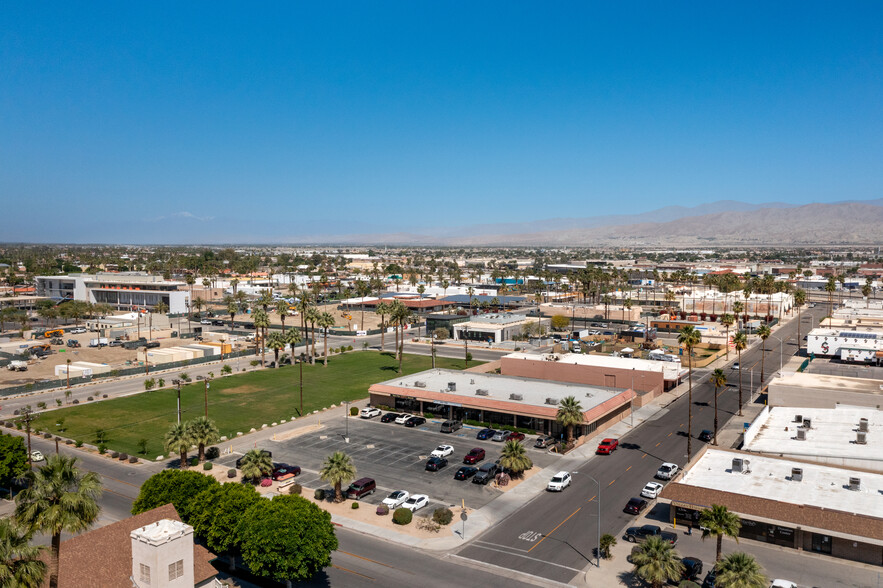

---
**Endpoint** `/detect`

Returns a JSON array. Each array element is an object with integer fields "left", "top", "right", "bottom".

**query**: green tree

[
  {"left": 714, "top": 551, "right": 767, "bottom": 588},
  {"left": 499, "top": 439, "right": 533, "bottom": 476},
  {"left": 678, "top": 325, "right": 702, "bottom": 462},
  {"left": 14, "top": 455, "right": 102, "bottom": 588},
  {"left": 319, "top": 451, "right": 357, "bottom": 503},
  {"left": 599, "top": 533, "right": 616, "bottom": 560},
  {"left": 630, "top": 535, "right": 685, "bottom": 588},
  {"left": 305, "top": 306, "right": 321, "bottom": 361},
  {"left": 275, "top": 299, "right": 291, "bottom": 332},
  {"left": 0, "top": 433, "right": 29, "bottom": 488},
  {"left": 720, "top": 314, "right": 735, "bottom": 358},
  {"left": 131, "top": 470, "right": 219, "bottom": 520},
  {"left": 285, "top": 326, "right": 303, "bottom": 365},
  {"left": 825, "top": 275, "right": 836, "bottom": 317},
  {"left": 237, "top": 495, "right": 338, "bottom": 586},
  {"left": 757, "top": 324, "right": 771, "bottom": 384},
  {"left": 699, "top": 504, "right": 742, "bottom": 561},
  {"left": 317, "top": 311, "right": 336, "bottom": 366},
  {"left": 252, "top": 308, "right": 270, "bottom": 367},
  {"left": 733, "top": 331, "right": 748, "bottom": 416},
  {"left": 0, "top": 517, "right": 46, "bottom": 588},
  {"left": 556, "top": 396, "right": 584, "bottom": 445},
  {"left": 228, "top": 301, "right": 238, "bottom": 328},
  {"left": 164, "top": 422, "right": 194, "bottom": 469},
  {"left": 267, "top": 331, "right": 287, "bottom": 368},
  {"left": 189, "top": 483, "right": 260, "bottom": 558},
  {"left": 375, "top": 300, "right": 391, "bottom": 351},
  {"left": 239, "top": 448, "right": 273, "bottom": 482},
  {"left": 550, "top": 314, "right": 570, "bottom": 331},
  {"left": 187, "top": 417, "right": 220, "bottom": 462},
  {"left": 710, "top": 368, "right": 727, "bottom": 445},
  {"left": 794, "top": 289, "right": 806, "bottom": 346}
]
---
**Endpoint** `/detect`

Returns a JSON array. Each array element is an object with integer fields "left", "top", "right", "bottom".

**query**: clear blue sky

[{"left": 2, "top": 2, "right": 882, "bottom": 243}]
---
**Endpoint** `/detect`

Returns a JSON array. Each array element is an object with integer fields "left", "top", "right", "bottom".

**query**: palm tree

[
  {"left": 239, "top": 448, "right": 273, "bottom": 482},
  {"left": 317, "top": 311, "right": 336, "bottom": 366},
  {"left": 630, "top": 535, "right": 684, "bottom": 588},
  {"left": 794, "top": 289, "right": 806, "bottom": 348},
  {"left": 284, "top": 326, "right": 302, "bottom": 364},
  {"left": 710, "top": 369, "right": 726, "bottom": 446},
  {"left": 154, "top": 299, "right": 169, "bottom": 316},
  {"left": 732, "top": 300, "right": 744, "bottom": 328},
  {"left": 319, "top": 451, "right": 357, "bottom": 502},
  {"left": 699, "top": 504, "right": 742, "bottom": 561},
  {"left": 720, "top": 314, "right": 734, "bottom": 358},
  {"left": 678, "top": 325, "right": 702, "bottom": 462},
  {"left": 825, "top": 275, "right": 836, "bottom": 317},
  {"left": 227, "top": 301, "right": 238, "bottom": 328},
  {"left": 252, "top": 308, "right": 270, "bottom": 367},
  {"left": 164, "top": 422, "right": 194, "bottom": 468},
  {"left": 757, "top": 324, "right": 771, "bottom": 384},
  {"left": 499, "top": 440, "right": 533, "bottom": 477},
  {"left": 185, "top": 273, "right": 195, "bottom": 318},
  {"left": 306, "top": 306, "right": 321, "bottom": 362},
  {"left": 375, "top": 301, "right": 391, "bottom": 351},
  {"left": 732, "top": 331, "right": 748, "bottom": 416},
  {"left": 556, "top": 396, "right": 584, "bottom": 445},
  {"left": 14, "top": 455, "right": 101, "bottom": 588},
  {"left": 0, "top": 518, "right": 46, "bottom": 588},
  {"left": 714, "top": 551, "right": 767, "bottom": 588},
  {"left": 187, "top": 416, "right": 220, "bottom": 462},
  {"left": 275, "top": 299, "right": 290, "bottom": 332},
  {"left": 267, "top": 331, "right": 287, "bottom": 368},
  {"left": 355, "top": 280, "right": 371, "bottom": 332}
]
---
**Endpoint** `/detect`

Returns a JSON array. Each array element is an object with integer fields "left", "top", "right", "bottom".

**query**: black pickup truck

[{"left": 624, "top": 524, "right": 678, "bottom": 546}]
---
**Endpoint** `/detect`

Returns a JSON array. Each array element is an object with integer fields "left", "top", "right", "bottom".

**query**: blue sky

[{"left": 2, "top": 2, "right": 882, "bottom": 243}]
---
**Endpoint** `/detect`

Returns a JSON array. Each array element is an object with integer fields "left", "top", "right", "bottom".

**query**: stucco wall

[{"left": 500, "top": 356, "right": 664, "bottom": 397}]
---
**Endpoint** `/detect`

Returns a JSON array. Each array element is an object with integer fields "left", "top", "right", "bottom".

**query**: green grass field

[{"left": 42, "top": 351, "right": 472, "bottom": 458}]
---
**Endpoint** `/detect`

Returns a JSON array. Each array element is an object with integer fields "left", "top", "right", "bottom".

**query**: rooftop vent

[
  {"left": 793, "top": 414, "right": 803, "bottom": 423},
  {"left": 849, "top": 477, "right": 861, "bottom": 491},
  {"left": 414, "top": 381, "right": 426, "bottom": 388},
  {"left": 470, "top": 379, "right": 475, "bottom": 385},
  {"left": 509, "top": 393, "right": 523, "bottom": 401},
  {"left": 859, "top": 418, "right": 869, "bottom": 432},
  {"left": 732, "top": 457, "right": 744, "bottom": 472},
  {"left": 856, "top": 431, "right": 867, "bottom": 445},
  {"left": 447, "top": 382, "right": 457, "bottom": 392},
  {"left": 802, "top": 418, "right": 812, "bottom": 429},
  {"left": 791, "top": 467, "right": 803, "bottom": 482},
  {"left": 545, "top": 397, "right": 559, "bottom": 405},
  {"left": 475, "top": 389, "right": 489, "bottom": 396},
  {"left": 796, "top": 428, "right": 807, "bottom": 441}
]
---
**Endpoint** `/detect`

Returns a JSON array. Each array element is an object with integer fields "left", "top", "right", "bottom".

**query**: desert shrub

[
  {"left": 72, "top": 399, "right": 79, "bottom": 404},
  {"left": 417, "top": 517, "right": 441, "bottom": 533},
  {"left": 87, "top": 396, "right": 93, "bottom": 401},
  {"left": 129, "top": 456, "right": 138, "bottom": 464},
  {"left": 37, "top": 402, "right": 46, "bottom": 409},
  {"left": 350, "top": 406, "right": 359, "bottom": 416},
  {"left": 227, "top": 469, "right": 237, "bottom": 478},
  {"left": 119, "top": 453, "right": 128, "bottom": 460},
  {"left": 392, "top": 508, "right": 412, "bottom": 526},
  {"left": 189, "top": 457, "right": 198, "bottom": 467},
  {"left": 205, "top": 446, "right": 220, "bottom": 460},
  {"left": 98, "top": 444, "right": 107, "bottom": 454},
  {"left": 75, "top": 440, "right": 83, "bottom": 447},
  {"left": 65, "top": 439, "right": 73, "bottom": 445},
  {"left": 260, "top": 478, "right": 272, "bottom": 487},
  {"left": 110, "top": 451, "right": 119, "bottom": 459},
  {"left": 376, "top": 504, "right": 389, "bottom": 516},
  {"left": 203, "top": 462, "right": 213, "bottom": 471},
  {"left": 314, "top": 489, "right": 325, "bottom": 500},
  {"left": 102, "top": 394, "right": 108, "bottom": 398},
  {"left": 432, "top": 507, "right": 454, "bottom": 526},
  {"left": 346, "top": 345, "right": 353, "bottom": 351},
  {"left": 351, "top": 502, "right": 359, "bottom": 510},
  {"left": 288, "top": 483, "right": 302, "bottom": 495},
  {"left": 43, "top": 432, "right": 51, "bottom": 439}
]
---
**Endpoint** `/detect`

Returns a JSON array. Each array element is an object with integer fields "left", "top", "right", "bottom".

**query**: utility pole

[
  {"left": 204, "top": 377, "right": 211, "bottom": 418},
  {"left": 172, "top": 379, "right": 182, "bottom": 424},
  {"left": 299, "top": 352, "right": 305, "bottom": 416}
]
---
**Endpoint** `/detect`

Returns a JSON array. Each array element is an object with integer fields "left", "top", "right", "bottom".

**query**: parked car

[
  {"left": 380, "top": 412, "right": 400, "bottom": 423},
  {"left": 507, "top": 431, "right": 525, "bottom": 442},
  {"left": 472, "top": 462, "right": 499, "bottom": 485},
  {"left": 624, "top": 524, "right": 678, "bottom": 545},
  {"left": 402, "top": 494, "right": 429, "bottom": 512},
  {"left": 212, "top": 320, "right": 225, "bottom": 326},
  {"left": 271, "top": 464, "right": 301, "bottom": 481},
  {"left": 30, "top": 450, "right": 44, "bottom": 462},
  {"left": 656, "top": 462, "right": 679, "bottom": 480},
  {"left": 535, "top": 435, "right": 555, "bottom": 448},
  {"left": 623, "top": 497, "right": 648, "bottom": 515},
  {"left": 463, "top": 447, "right": 486, "bottom": 464},
  {"left": 731, "top": 362, "right": 740, "bottom": 370},
  {"left": 769, "top": 581, "right": 797, "bottom": 588},
  {"left": 109, "top": 340, "right": 122, "bottom": 347},
  {"left": 359, "top": 407, "right": 381, "bottom": 419},
  {"left": 547, "top": 471, "right": 572, "bottom": 492},
  {"left": 200, "top": 319, "right": 212, "bottom": 325},
  {"left": 404, "top": 416, "right": 426, "bottom": 428},
  {"left": 698, "top": 429, "right": 713, "bottom": 442},
  {"left": 701, "top": 570, "right": 717, "bottom": 588},
  {"left": 430, "top": 445, "right": 454, "bottom": 458},
  {"left": 395, "top": 414, "right": 414, "bottom": 424},
  {"left": 236, "top": 450, "right": 272, "bottom": 468},
  {"left": 382, "top": 490, "right": 410, "bottom": 509},
  {"left": 70, "top": 327, "right": 86, "bottom": 334},
  {"left": 476, "top": 428, "right": 496, "bottom": 440},
  {"left": 492, "top": 430, "right": 511, "bottom": 442},
  {"left": 679, "top": 557, "right": 703, "bottom": 581},
  {"left": 596, "top": 438, "right": 619, "bottom": 454},
  {"left": 345, "top": 478, "right": 377, "bottom": 500},
  {"left": 640, "top": 482, "right": 664, "bottom": 499},
  {"left": 440, "top": 420, "right": 462, "bottom": 433},
  {"left": 144, "top": 341, "right": 160, "bottom": 349},
  {"left": 425, "top": 456, "right": 448, "bottom": 471},
  {"left": 454, "top": 466, "right": 478, "bottom": 480}
]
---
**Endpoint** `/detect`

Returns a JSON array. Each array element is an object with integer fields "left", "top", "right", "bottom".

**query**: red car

[
  {"left": 507, "top": 432, "right": 526, "bottom": 442},
  {"left": 463, "top": 448, "right": 486, "bottom": 464},
  {"left": 596, "top": 438, "right": 619, "bottom": 454}
]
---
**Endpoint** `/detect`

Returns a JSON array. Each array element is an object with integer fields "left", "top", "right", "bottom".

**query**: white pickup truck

[{"left": 7, "top": 360, "right": 28, "bottom": 371}]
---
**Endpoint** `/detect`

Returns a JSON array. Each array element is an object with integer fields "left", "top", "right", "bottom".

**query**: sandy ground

[{"left": 210, "top": 301, "right": 391, "bottom": 332}]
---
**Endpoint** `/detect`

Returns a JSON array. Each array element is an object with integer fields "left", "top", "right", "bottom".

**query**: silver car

[{"left": 492, "top": 430, "right": 512, "bottom": 442}]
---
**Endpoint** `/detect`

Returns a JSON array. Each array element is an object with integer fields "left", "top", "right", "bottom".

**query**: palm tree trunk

[
  {"left": 335, "top": 481, "right": 342, "bottom": 502},
  {"left": 737, "top": 348, "right": 743, "bottom": 416},
  {"left": 716, "top": 534, "right": 723, "bottom": 561},
  {"left": 323, "top": 328, "right": 328, "bottom": 366},
  {"left": 725, "top": 326, "right": 729, "bottom": 358},
  {"left": 199, "top": 443, "right": 205, "bottom": 461},
  {"left": 379, "top": 315, "right": 385, "bottom": 350},
  {"left": 50, "top": 532, "right": 61, "bottom": 588},
  {"left": 761, "top": 346, "right": 766, "bottom": 385},
  {"left": 180, "top": 448, "right": 188, "bottom": 469},
  {"left": 713, "top": 385, "right": 719, "bottom": 445},
  {"left": 311, "top": 322, "right": 317, "bottom": 362}
]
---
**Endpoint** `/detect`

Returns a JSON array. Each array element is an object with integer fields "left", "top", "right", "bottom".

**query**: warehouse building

[
  {"left": 767, "top": 372, "right": 883, "bottom": 409},
  {"left": 806, "top": 328, "right": 883, "bottom": 363},
  {"left": 452, "top": 313, "right": 547, "bottom": 343}
]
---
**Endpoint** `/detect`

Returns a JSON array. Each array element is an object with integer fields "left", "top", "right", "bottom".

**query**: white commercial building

[
  {"left": 806, "top": 328, "right": 883, "bottom": 363},
  {"left": 35, "top": 273, "right": 190, "bottom": 314}
]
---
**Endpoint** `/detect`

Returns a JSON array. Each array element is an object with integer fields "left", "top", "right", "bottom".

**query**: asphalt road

[{"left": 456, "top": 306, "right": 827, "bottom": 585}]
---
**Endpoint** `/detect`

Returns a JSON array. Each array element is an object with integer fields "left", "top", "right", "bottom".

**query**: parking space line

[
  {"left": 468, "top": 544, "right": 584, "bottom": 573},
  {"left": 473, "top": 540, "right": 531, "bottom": 554},
  {"left": 528, "top": 506, "right": 581, "bottom": 553}
]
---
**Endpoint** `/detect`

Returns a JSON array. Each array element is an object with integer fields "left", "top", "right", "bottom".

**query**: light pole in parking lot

[
  {"left": 171, "top": 378, "right": 183, "bottom": 424},
  {"left": 343, "top": 401, "right": 350, "bottom": 443}
]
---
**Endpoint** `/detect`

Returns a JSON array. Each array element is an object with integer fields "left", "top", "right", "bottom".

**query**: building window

[
  {"left": 168, "top": 559, "right": 184, "bottom": 581},
  {"left": 139, "top": 563, "right": 151, "bottom": 584}
]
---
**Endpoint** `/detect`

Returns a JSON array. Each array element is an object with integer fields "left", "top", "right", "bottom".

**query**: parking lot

[
  {"left": 802, "top": 357, "right": 883, "bottom": 380},
  {"left": 220, "top": 416, "right": 563, "bottom": 514}
]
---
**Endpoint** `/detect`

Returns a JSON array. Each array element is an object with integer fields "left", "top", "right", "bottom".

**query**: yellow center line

[
  {"left": 655, "top": 442, "right": 661, "bottom": 447},
  {"left": 625, "top": 465, "right": 632, "bottom": 472},
  {"left": 528, "top": 506, "right": 582, "bottom": 553},
  {"left": 338, "top": 551, "right": 396, "bottom": 569},
  {"left": 332, "top": 564, "right": 375, "bottom": 581},
  {"left": 586, "top": 494, "right": 597, "bottom": 503},
  {"left": 667, "top": 432, "right": 673, "bottom": 437},
  {"left": 608, "top": 479, "right": 616, "bottom": 486},
  {"left": 641, "top": 454, "right": 647, "bottom": 459}
]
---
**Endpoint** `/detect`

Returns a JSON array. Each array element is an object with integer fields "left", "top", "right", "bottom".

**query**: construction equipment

[{"left": 44, "top": 329, "right": 64, "bottom": 338}]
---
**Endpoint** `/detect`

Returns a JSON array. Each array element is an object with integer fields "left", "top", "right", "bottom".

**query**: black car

[
  {"left": 454, "top": 466, "right": 478, "bottom": 480},
  {"left": 380, "top": 412, "right": 400, "bottom": 423},
  {"left": 144, "top": 341, "right": 160, "bottom": 349},
  {"left": 404, "top": 416, "right": 426, "bottom": 428},
  {"left": 624, "top": 497, "right": 648, "bottom": 515},
  {"left": 213, "top": 320, "right": 225, "bottom": 326},
  {"left": 476, "top": 428, "right": 496, "bottom": 440},
  {"left": 698, "top": 429, "right": 713, "bottom": 442},
  {"left": 425, "top": 456, "right": 448, "bottom": 471},
  {"left": 680, "top": 557, "right": 703, "bottom": 581}
]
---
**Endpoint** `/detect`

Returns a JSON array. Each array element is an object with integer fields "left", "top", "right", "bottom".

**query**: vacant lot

[{"left": 42, "top": 352, "right": 471, "bottom": 458}]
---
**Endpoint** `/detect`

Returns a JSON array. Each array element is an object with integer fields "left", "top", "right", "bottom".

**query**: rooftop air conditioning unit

[
  {"left": 732, "top": 458, "right": 744, "bottom": 473},
  {"left": 802, "top": 418, "right": 812, "bottom": 429},
  {"left": 791, "top": 467, "right": 803, "bottom": 482},
  {"left": 414, "top": 381, "right": 426, "bottom": 388},
  {"left": 849, "top": 477, "right": 861, "bottom": 491},
  {"left": 859, "top": 418, "right": 869, "bottom": 432},
  {"left": 856, "top": 431, "right": 867, "bottom": 445},
  {"left": 475, "top": 389, "right": 489, "bottom": 396},
  {"left": 509, "top": 393, "right": 523, "bottom": 401},
  {"left": 448, "top": 382, "right": 457, "bottom": 392},
  {"left": 545, "top": 397, "right": 559, "bottom": 405},
  {"left": 796, "top": 428, "right": 807, "bottom": 441},
  {"left": 470, "top": 379, "right": 475, "bottom": 385},
  {"left": 793, "top": 414, "right": 803, "bottom": 423}
]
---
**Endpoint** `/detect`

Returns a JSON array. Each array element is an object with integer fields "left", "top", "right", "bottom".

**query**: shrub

[
  {"left": 203, "top": 462, "right": 213, "bottom": 471},
  {"left": 392, "top": 508, "right": 412, "bottom": 525},
  {"left": 350, "top": 406, "right": 359, "bottom": 416},
  {"left": 119, "top": 453, "right": 128, "bottom": 460},
  {"left": 465, "top": 352, "right": 473, "bottom": 362},
  {"left": 110, "top": 451, "right": 119, "bottom": 459},
  {"left": 87, "top": 396, "right": 93, "bottom": 401},
  {"left": 144, "top": 378, "right": 155, "bottom": 390},
  {"left": 13, "top": 410, "right": 20, "bottom": 416},
  {"left": 432, "top": 507, "right": 454, "bottom": 526},
  {"left": 351, "top": 502, "right": 359, "bottom": 510},
  {"left": 156, "top": 379, "right": 164, "bottom": 388},
  {"left": 221, "top": 364, "right": 232, "bottom": 374},
  {"left": 288, "top": 483, "right": 302, "bottom": 495},
  {"left": 55, "top": 399, "right": 62, "bottom": 407},
  {"left": 423, "top": 412, "right": 433, "bottom": 419},
  {"left": 102, "top": 394, "right": 108, "bottom": 398},
  {"left": 43, "top": 432, "right": 51, "bottom": 439},
  {"left": 417, "top": 517, "right": 441, "bottom": 533},
  {"left": 376, "top": 504, "right": 389, "bottom": 516},
  {"left": 98, "top": 444, "right": 107, "bottom": 454},
  {"left": 72, "top": 399, "right": 79, "bottom": 404},
  {"left": 65, "top": 439, "right": 73, "bottom": 445},
  {"left": 75, "top": 440, "right": 83, "bottom": 448},
  {"left": 314, "top": 489, "right": 325, "bottom": 500},
  {"left": 138, "top": 438, "right": 148, "bottom": 455},
  {"left": 37, "top": 401, "right": 46, "bottom": 409},
  {"left": 205, "top": 446, "right": 220, "bottom": 460},
  {"left": 227, "top": 469, "right": 237, "bottom": 478},
  {"left": 259, "top": 478, "right": 272, "bottom": 487},
  {"left": 15, "top": 422, "right": 22, "bottom": 430},
  {"left": 189, "top": 457, "right": 199, "bottom": 467},
  {"left": 129, "top": 456, "right": 138, "bottom": 463},
  {"left": 346, "top": 345, "right": 353, "bottom": 351}
]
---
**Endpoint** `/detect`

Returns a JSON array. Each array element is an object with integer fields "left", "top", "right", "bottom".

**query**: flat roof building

[
  {"left": 35, "top": 273, "right": 190, "bottom": 314},
  {"left": 806, "top": 328, "right": 883, "bottom": 363},
  {"left": 768, "top": 372, "right": 883, "bottom": 409},
  {"left": 452, "top": 313, "right": 547, "bottom": 343}
]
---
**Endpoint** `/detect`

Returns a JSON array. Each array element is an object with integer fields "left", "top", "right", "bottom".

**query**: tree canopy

[
  {"left": 131, "top": 470, "right": 219, "bottom": 521},
  {"left": 188, "top": 483, "right": 260, "bottom": 555},
  {"left": 0, "top": 433, "right": 29, "bottom": 488}
]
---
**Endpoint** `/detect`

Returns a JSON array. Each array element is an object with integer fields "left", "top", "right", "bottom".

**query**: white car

[
  {"left": 430, "top": 445, "right": 455, "bottom": 458},
  {"left": 547, "top": 471, "right": 572, "bottom": 492},
  {"left": 200, "top": 319, "right": 212, "bottom": 325},
  {"left": 770, "top": 581, "right": 797, "bottom": 588},
  {"left": 30, "top": 450, "right": 44, "bottom": 462},
  {"left": 71, "top": 327, "right": 86, "bottom": 334},
  {"left": 656, "top": 463, "right": 679, "bottom": 480},
  {"left": 382, "top": 490, "right": 410, "bottom": 509},
  {"left": 359, "top": 407, "right": 381, "bottom": 419},
  {"left": 640, "top": 482, "right": 664, "bottom": 499},
  {"left": 402, "top": 494, "right": 429, "bottom": 512},
  {"left": 395, "top": 413, "right": 414, "bottom": 424}
]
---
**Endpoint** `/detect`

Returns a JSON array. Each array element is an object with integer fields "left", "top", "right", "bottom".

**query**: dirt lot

[{"left": 207, "top": 302, "right": 389, "bottom": 332}]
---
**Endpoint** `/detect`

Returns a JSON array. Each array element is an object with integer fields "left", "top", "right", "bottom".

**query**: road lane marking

[
  {"left": 465, "top": 545, "right": 584, "bottom": 573},
  {"left": 527, "top": 507, "right": 581, "bottom": 553},
  {"left": 625, "top": 465, "right": 632, "bottom": 472},
  {"left": 331, "top": 564, "right": 375, "bottom": 581},
  {"left": 655, "top": 442, "right": 661, "bottom": 447},
  {"left": 667, "top": 433, "right": 673, "bottom": 437},
  {"left": 338, "top": 551, "right": 399, "bottom": 570},
  {"left": 518, "top": 531, "right": 542, "bottom": 543},
  {"left": 479, "top": 539, "right": 531, "bottom": 553}
]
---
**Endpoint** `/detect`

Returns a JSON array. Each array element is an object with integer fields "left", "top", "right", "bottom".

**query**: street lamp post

[
  {"left": 299, "top": 352, "right": 306, "bottom": 416},
  {"left": 172, "top": 379, "right": 182, "bottom": 424},
  {"left": 203, "top": 376, "right": 211, "bottom": 418},
  {"left": 769, "top": 333, "right": 786, "bottom": 373},
  {"left": 344, "top": 400, "right": 350, "bottom": 443}
]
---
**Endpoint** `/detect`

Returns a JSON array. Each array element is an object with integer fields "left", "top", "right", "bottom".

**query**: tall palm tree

[
  {"left": 630, "top": 536, "right": 684, "bottom": 588},
  {"left": 185, "top": 273, "right": 195, "bottom": 319},
  {"left": 14, "top": 455, "right": 102, "bottom": 588},
  {"left": 720, "top": 314, "right": 734, "bottom": 358},
  {"left": 0, "top": 518, "right": 46, "bottom": 588},
  {"left": 499, "top": 440, "right": 533, "bottom": 477},
  {"left": 267, "top": 331, "right": 287, "bottom": 368},
  {"left": 252, "top": 308, "right": 270, "bottom": 367},
  {"left": 710, "top": 369, "right": 726, "bottom": 446},
  {"left": 794, "top": 289, "right": 806, "bottom": 348},
  {"left": 319, "top": 451, "right": 357, "bottom": 502},
  {"left": 317, "top": 311, "right": 336, "bottom": 366},
  {"left": 678, "top": 325, "right": 702, "bottom": 462},
  {"left": 187, "top": 416, "right": 220, "bottom": 461},
  {"left": 732, "top": 331, "right": 748, "bottom": 416},
  {"left": 355, "top": 280, "right": 371, "bottom": 332},
  {"left": 757, "top": 324, "right": 771, "bottom": 384},
  {"left": 714, "top": 551, "right": 768, "bottom": 588},
  {"left": 227, "top": 300, "right": 238, "bottom": 328},
  {"left": 284, "top": 326, "right": 302, "bottom": 364},
  {"left": 164, "top": 422, "right": 194, "bottom": 468},
  {"left": 191, "top": 296, "right": 205, "bottom": 319},
  {"left": 375, "top": 301, "right": 391, "bottom": 351},
  {"left": 275, "top": 299, "right": 290, "bottom": 332},
  {"left": 239, "top": 448, "right": 273, "bottom": 482},
  {"left": 154, "top": 299, "right": 169, "bottom": 316},
  {"left": 699, "top": 504, "right": 742, "bottom": 561},
  {"left": 732, "top": 300, "right": 744, "bottom": 328},
  {"left": 556, "top": 396, "right": 584, "bottom": 445},
  {"left": 306, "top": 306, "right": 321, "bottom": 362},
  {"left": 824, "top": 275, "right": 836, "bottom": 317}
]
